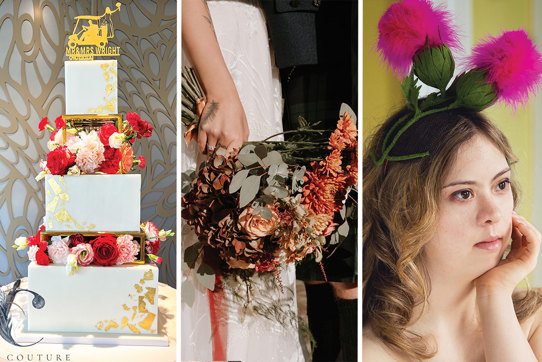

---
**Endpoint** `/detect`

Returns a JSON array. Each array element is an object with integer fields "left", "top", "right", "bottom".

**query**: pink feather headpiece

[
  {"left": 377, "top": 0, "right": 460, "bottom": 77},
  {"left": 467, "top": 29, "right": 542, "bottom": 108}
]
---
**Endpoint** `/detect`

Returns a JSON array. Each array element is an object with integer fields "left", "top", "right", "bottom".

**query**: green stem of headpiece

[{"left": 371, "top": 101, "right": 460, "bottom": 166}]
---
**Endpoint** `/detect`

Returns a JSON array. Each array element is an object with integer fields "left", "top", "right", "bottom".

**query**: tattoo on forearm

[
  {"left": 201, "top": 101, "right": 219, "bottom": 125},
  {"left": 200, "top": 0, "right": 217, "bottom": 39}
]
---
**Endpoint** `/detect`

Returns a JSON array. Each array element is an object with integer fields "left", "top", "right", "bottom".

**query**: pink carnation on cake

[
  {"left": 377, "top": 0, "right": 459, "bottom": 77},
  {"left": 47, "top": 236, "right": 71, "bottom": 264},
  {"left": 467, "top": 29, "right": 542, "bottom": 108},
  {"left": 141, "top": 221, "right": 163, "bottom": 241},
  {"left": 120, "top": 144, "right": 133, "bottom": 173},
  {"left": 71, "top": 243, "right": 94, "bottom": 266},
  {"left": 116, "top": 235, "right": 139, "bottom": 265},
  {"left": 75, "top": 130, "right": 105, "bottom": 174},
  {"left": 27, "top": 245, "right": 39, "bottom": 262}
]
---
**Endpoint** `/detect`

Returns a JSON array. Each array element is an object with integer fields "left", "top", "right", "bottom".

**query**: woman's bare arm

[{"left": 182, "top": 0, "right": 249, "bottom": 153}]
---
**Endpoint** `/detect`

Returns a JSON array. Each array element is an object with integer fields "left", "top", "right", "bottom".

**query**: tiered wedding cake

[{"left": 24, "top": 59, "right": 162, "bottom": 337}]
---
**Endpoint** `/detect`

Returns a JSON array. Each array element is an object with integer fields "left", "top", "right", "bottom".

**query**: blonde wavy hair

[{"left": 363, "top": 107, "right": 542, "bottom": 360}]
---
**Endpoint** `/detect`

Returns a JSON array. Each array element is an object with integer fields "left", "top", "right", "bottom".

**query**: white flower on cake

[
  {"left": 47, "top": 140, "right": 58, "bottom": 152},
  {"left": 66, "top": 253, "right": 78, "bottom": 276},
  {"left": 27, "top": 245, "right": 39, "bottom": 262},
  {"left": 75, "top": 130, "right": 105, "bottom": 174},
  {"left": 13, "top": 236, "right": 28, "bottom": 250},
  {"left": 48, "top": 236, "right": 71, "bottom": 264},
  {"left": 67, "top": 164, "right": 81, "bottom": 176},
  {"left": 108, "top": 132, "right": 125, "bottom": 149},
  {"left": 71, "top": 243, "right": 94, "bottom": 266},
  {"left": 116, "top": 234, "right": 139, "bottom": 264}
]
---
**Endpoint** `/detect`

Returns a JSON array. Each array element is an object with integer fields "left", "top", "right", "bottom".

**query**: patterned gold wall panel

[{"left": 0, "top": 0, "right": 177, "bottom": 287}]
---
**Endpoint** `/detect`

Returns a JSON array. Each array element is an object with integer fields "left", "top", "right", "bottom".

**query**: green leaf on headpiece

[{"left": 401, "top": 73, "right": 421, "bottom": 112}]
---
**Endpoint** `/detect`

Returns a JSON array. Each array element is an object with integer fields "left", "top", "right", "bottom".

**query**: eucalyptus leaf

[
  {"left": 196, "top": 262, "right": 216, "bottom": 291},
  {"left": 240, "top": 175, "right": 261, "bottom": 207},
  {"left": 238, "top": 153, "right": 260, "bottom": 167},
  {"left": 329, "top": 232, "right": 340, "bottom": 245},
  {"left": 257, "top": 195, "right": 274, "bottom": 204},
  {"left": 263, "top": 186, "right": 274, "bottom": 196},
  {"left": 276, "top": 163, "right": 288, "bottom": 178},
  {"left": 259, "top": 206, "right": 273, "bottom": 220},
  {"left": 275, "top": 186, "right": 289, "bottom": 199},
  {"left": 183, "top": 242, "right": 201, "bottom": 269},
  {"left": 181, "top": 280, "right": 196, "bottom": 307},
  {"left": 240, "top": 144, "right": 256, "bottom": 154},
  {"left": 254, "top": 144, "right": 268, "bottom": 159},
  {"left": 268, "top": 164, "right": 278, "bottom": 177},
  {"left": 339, "top": 103, "right": 357, "bottom": 124},
  {"left": 229, "top": 169, "right": 250, "bottom": 193},
  {"left": 262, "top": 151, "right": 283, "bottom": 166},
  {"left": 340, "top": 206, "right": 346, "bottom": 219},
  {"left": 338, "top": 221, "right": 350, "bottom": 237}
]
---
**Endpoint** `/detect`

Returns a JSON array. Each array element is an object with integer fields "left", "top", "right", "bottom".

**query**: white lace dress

[{"left": 181, "top": 1, "right": 305, "bottom": 361}]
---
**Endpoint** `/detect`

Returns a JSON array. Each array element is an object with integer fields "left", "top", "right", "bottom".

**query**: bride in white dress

[{"left": 181, "top": 1, "right": 305, "bottom": 361}]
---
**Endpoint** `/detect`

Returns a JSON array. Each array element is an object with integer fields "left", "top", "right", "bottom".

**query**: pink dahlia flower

[
  {"left": 377, "top": 0, "right": 459, "bottom": 77},
  {"left": 468, "top": 29, "right": 542, "bottom": 108}
]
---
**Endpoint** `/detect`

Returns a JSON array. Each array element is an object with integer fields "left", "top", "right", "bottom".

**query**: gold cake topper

[{"left": 66, "top": 3, "right": 122, "bottom": 60}]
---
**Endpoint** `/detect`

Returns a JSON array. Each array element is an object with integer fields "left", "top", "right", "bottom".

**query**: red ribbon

[{"left": 207, "top": 274, "right": 228, "bottom": 361}]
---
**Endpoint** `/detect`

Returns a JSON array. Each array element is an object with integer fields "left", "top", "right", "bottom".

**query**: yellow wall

[
  {"left": 473, "top": 0, "right": 533, "bottom": 219},
  {"left": 362, "top": 0, "right": 404, "bottom": 140},
  {"left": 363, "top": 0, "right": 534, "bottom": 219}
]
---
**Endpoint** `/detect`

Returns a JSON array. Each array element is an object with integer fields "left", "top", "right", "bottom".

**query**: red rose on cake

[
  {"left": 127, "top": 112, "right": 153, "bottom": 138},
  {"left": 69, "top": 234, "right": 86, "bottom": 247},
  {"left": 90, "top": 234, "right": 119, "bottom": 266},
  {"left": 47, "top": 146, "right": 75, "bottom": 175},
  {"left": 98, "top": 124, "right": 118, "bottom": 145}
]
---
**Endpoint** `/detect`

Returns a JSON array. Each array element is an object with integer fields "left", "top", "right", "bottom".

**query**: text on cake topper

[{"left": 65, "top": 2, "right": 122, "bottom": 60}]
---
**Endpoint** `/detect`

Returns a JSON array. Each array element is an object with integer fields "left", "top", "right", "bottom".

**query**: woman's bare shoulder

[
  {"left": 363, "top": 325, "right": 405, "bottom": 362},
  {"left": 516, "top": 288, "right": 542, "bottom": 338}
]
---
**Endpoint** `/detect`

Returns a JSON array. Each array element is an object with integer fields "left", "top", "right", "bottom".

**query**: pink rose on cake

[
  {"left": 47, "top": 146, "right": 76, "bottom": 175},
  {"left": 71, "top": 243, "right": 94, "bottom": 266},
  {"left": 116, "top": 235, "right": 139, "bottom": 264},
  {"left": 47, "top": 236, "right": 71, "bottom": 264},
  {"left": 75, "top": 130, "right": 105, "bottom": 174},
  {"left": 90, "top": 234, "right": 119, "bottom": 266}
]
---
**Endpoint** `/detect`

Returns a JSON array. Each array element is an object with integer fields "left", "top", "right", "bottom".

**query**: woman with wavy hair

[
  {"left": 362, "top": 107, "right": 542, "bottom": 360},
  {"left": 364, "top": 0, "right": 542, "bottom": 359}
]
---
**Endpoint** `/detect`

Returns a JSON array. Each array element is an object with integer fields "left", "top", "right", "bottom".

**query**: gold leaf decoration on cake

[
  {"left": 138, "top": 313, "right": 156, "bottom": 331},
  {"left": 59, "top": 192, "right": 69, "bottom": 201},
  {"left": 105, "top": 100, "right": 116, "bottom": 113},
  {"left": 138, "top": 296, "right": 148, "bottom": 313},
  {"left": 47, "top": 196, "right": 59, "bottom": 212},
  {"left": 144, "top": 287, "right": 156, "bottom": 305},
  {"left": 47, "top": 178, "right": 62, "bottom": 195},
  {"left": 100, "top": 63, "right": 109, "bottom": 71},
  {"left": 105, "top": 320, "right": 119, "bottom": 332},
  {"left": 143, "top": 269, "right": 154, "bottom": 281},
  {"left": 106, "top": 84, "right": 114, "bottom": 96},
  {"left": 46, "top": 189, "right": 52, "bottom": 198},
  {"left": 96, "top": 268, "right": 158, "bottom": 334},
  {"left": 59, "top": 176, "right": 66, "bottom": 185}
]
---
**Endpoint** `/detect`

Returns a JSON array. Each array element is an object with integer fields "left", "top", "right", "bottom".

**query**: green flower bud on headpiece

[
  {"left": 413, "top": 44, "right": 455, "bottom": 93},
  {"left": 454, "top": 69, "right": 497, "bottom": 111}
]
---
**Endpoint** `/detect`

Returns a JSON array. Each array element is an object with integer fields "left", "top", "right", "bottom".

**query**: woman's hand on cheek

[{"left": 475, "top": 214, "right": 541, "bottom": 298}]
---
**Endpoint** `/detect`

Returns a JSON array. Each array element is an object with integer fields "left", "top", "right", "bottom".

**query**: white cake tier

[
  {"left": 28, "top": 262, "right": 159, "bottom": 335},
  {"left": 45, "top": 174, "right": 141, "bottom": 232},
  {"left": 65, "top": 60, "right": 118, "bottom": 115}
]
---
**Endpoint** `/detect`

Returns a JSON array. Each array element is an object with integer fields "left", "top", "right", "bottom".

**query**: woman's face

[{"left": 424, "top": 133, "right": 514, "bottom": 281}]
